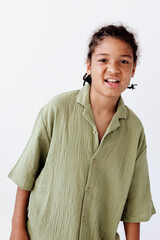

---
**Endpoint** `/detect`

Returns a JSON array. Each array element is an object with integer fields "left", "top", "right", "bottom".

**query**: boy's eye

[
  {"left": 121, "top": 60, "right": 129, "bottom": 64},
  {"left": 98, "top": 59, "right": 106, "bottom": 63}
]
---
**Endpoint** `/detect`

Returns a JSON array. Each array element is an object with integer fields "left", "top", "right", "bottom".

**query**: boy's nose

[{"left": 107, "top": 63, "right": 120, "bottom": 74}]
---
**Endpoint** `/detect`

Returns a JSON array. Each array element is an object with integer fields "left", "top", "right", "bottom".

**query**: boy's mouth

[
  {"left": 104, "top": 78, "right": 120, "bottom": 83},
  {"left": 104, "top": 78, "right": 120, "bottom": 88}
]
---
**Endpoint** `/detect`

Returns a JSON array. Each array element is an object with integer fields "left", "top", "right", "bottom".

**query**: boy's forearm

[
  {"left": 12, "top": 186, "right": 30, "bottom": 227},
  {"left": 123, "top": 222, "right": 140, "bottom": 240}
]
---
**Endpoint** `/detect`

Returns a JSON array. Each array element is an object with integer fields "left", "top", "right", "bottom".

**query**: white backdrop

[{"left": 0, "top": 0, "right": 159, "bottom": 239}]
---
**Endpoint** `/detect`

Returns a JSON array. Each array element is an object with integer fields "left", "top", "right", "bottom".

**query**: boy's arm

[
  {"left": 123, "top": 222, "right": 140, "bottom": 240},
  {"left": 10, "top": 186, "right": 30, "bottom": 240}
]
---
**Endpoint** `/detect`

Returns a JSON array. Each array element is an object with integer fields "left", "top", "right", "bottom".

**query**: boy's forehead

[{"left": 94, "top": 37, "right": 133, "bottom": 56}]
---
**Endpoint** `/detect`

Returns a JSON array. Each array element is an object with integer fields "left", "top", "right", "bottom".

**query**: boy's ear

[
  {"left": 87, "top": 59, "right": 91, "bottom": 75},
  {"left": 132, "top": 63, "right": 137, "bottom": 77}
]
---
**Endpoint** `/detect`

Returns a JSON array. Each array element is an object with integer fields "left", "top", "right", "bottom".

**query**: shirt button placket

[{"left": 79, "top": 156, "right": 97, "bottom": 239}]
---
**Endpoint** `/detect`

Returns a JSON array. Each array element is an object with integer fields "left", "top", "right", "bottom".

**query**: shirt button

[
  {"left": 92, "top": 158, "right": 96, "bottom": 163},
  {"left": 86, "top": 186, "right": 90, "bottom": 192},
  {"left": 93, "top": 130, "right": 97, "bottom": 135},
  {"left": 82, "top": 216, "right": 86, "bottom": 221}
]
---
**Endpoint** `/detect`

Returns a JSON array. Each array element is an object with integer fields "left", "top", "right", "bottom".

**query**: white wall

[{"left": 0, "top": 0, "right": 159, "bottom": 239}]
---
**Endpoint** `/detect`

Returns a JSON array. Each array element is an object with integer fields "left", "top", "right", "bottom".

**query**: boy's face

[{"left": 87, "top": 37, "right": 136, "bottom": 98}]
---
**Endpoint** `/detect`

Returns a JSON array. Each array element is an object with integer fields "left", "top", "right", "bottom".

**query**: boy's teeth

[{"left": 106, "top": 79, "right": 119, "bottom": 83}]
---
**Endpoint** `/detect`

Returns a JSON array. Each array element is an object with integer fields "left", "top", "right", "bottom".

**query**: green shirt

[{"left": 8, "top": 84, "right": 156, "bottom": 240}]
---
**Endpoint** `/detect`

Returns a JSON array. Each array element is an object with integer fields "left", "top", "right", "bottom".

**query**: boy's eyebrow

[
  {"left": 96, "top": 53, "right": 132, "bottom": 58},
  {"left": 120, "top": 54, "right": 132, "bottom": 58},
  {"left": 96, "top": 53, "right": 110, "bottom": 57}
]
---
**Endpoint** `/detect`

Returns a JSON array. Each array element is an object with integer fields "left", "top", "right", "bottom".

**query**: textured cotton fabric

[{"left": 8, "top": 84, "right": 156, "bottom": 240}]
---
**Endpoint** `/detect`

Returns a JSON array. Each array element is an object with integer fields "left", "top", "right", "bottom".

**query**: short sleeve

[
  {"left": 121, "top": 128, "right": 156, "bottom": 222},
  {"left": 8, "top": 108, "right": 50, "bottom": 191}
]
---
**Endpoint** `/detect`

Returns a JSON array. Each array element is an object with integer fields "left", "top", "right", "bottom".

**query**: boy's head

[{"left": 84, "top": 24, "right": 139, "bottom": 86}]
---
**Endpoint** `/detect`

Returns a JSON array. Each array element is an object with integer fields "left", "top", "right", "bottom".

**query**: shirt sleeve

[
  {"left": 121, "top": 128, "right": 156, "bottom": 222},
  {"left": 8, "top": 108, "right": 51, "bottom": 191}
]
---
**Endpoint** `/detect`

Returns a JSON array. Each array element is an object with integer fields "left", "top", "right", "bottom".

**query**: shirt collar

[{"left": 76, "top": 84, "right": 127, "bottom": 119}]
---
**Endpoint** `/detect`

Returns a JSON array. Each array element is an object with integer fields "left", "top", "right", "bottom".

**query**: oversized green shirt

[{"left": 8, "top": 84, "right": 156, "bottom": 240}]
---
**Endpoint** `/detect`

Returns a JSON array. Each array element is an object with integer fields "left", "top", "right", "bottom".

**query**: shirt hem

[
  {"left": 8, "top": 172, "right": 32, "bottom": 191},
  {"left": 121, "top": 210, "right": 156, "bottom": 222}
]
